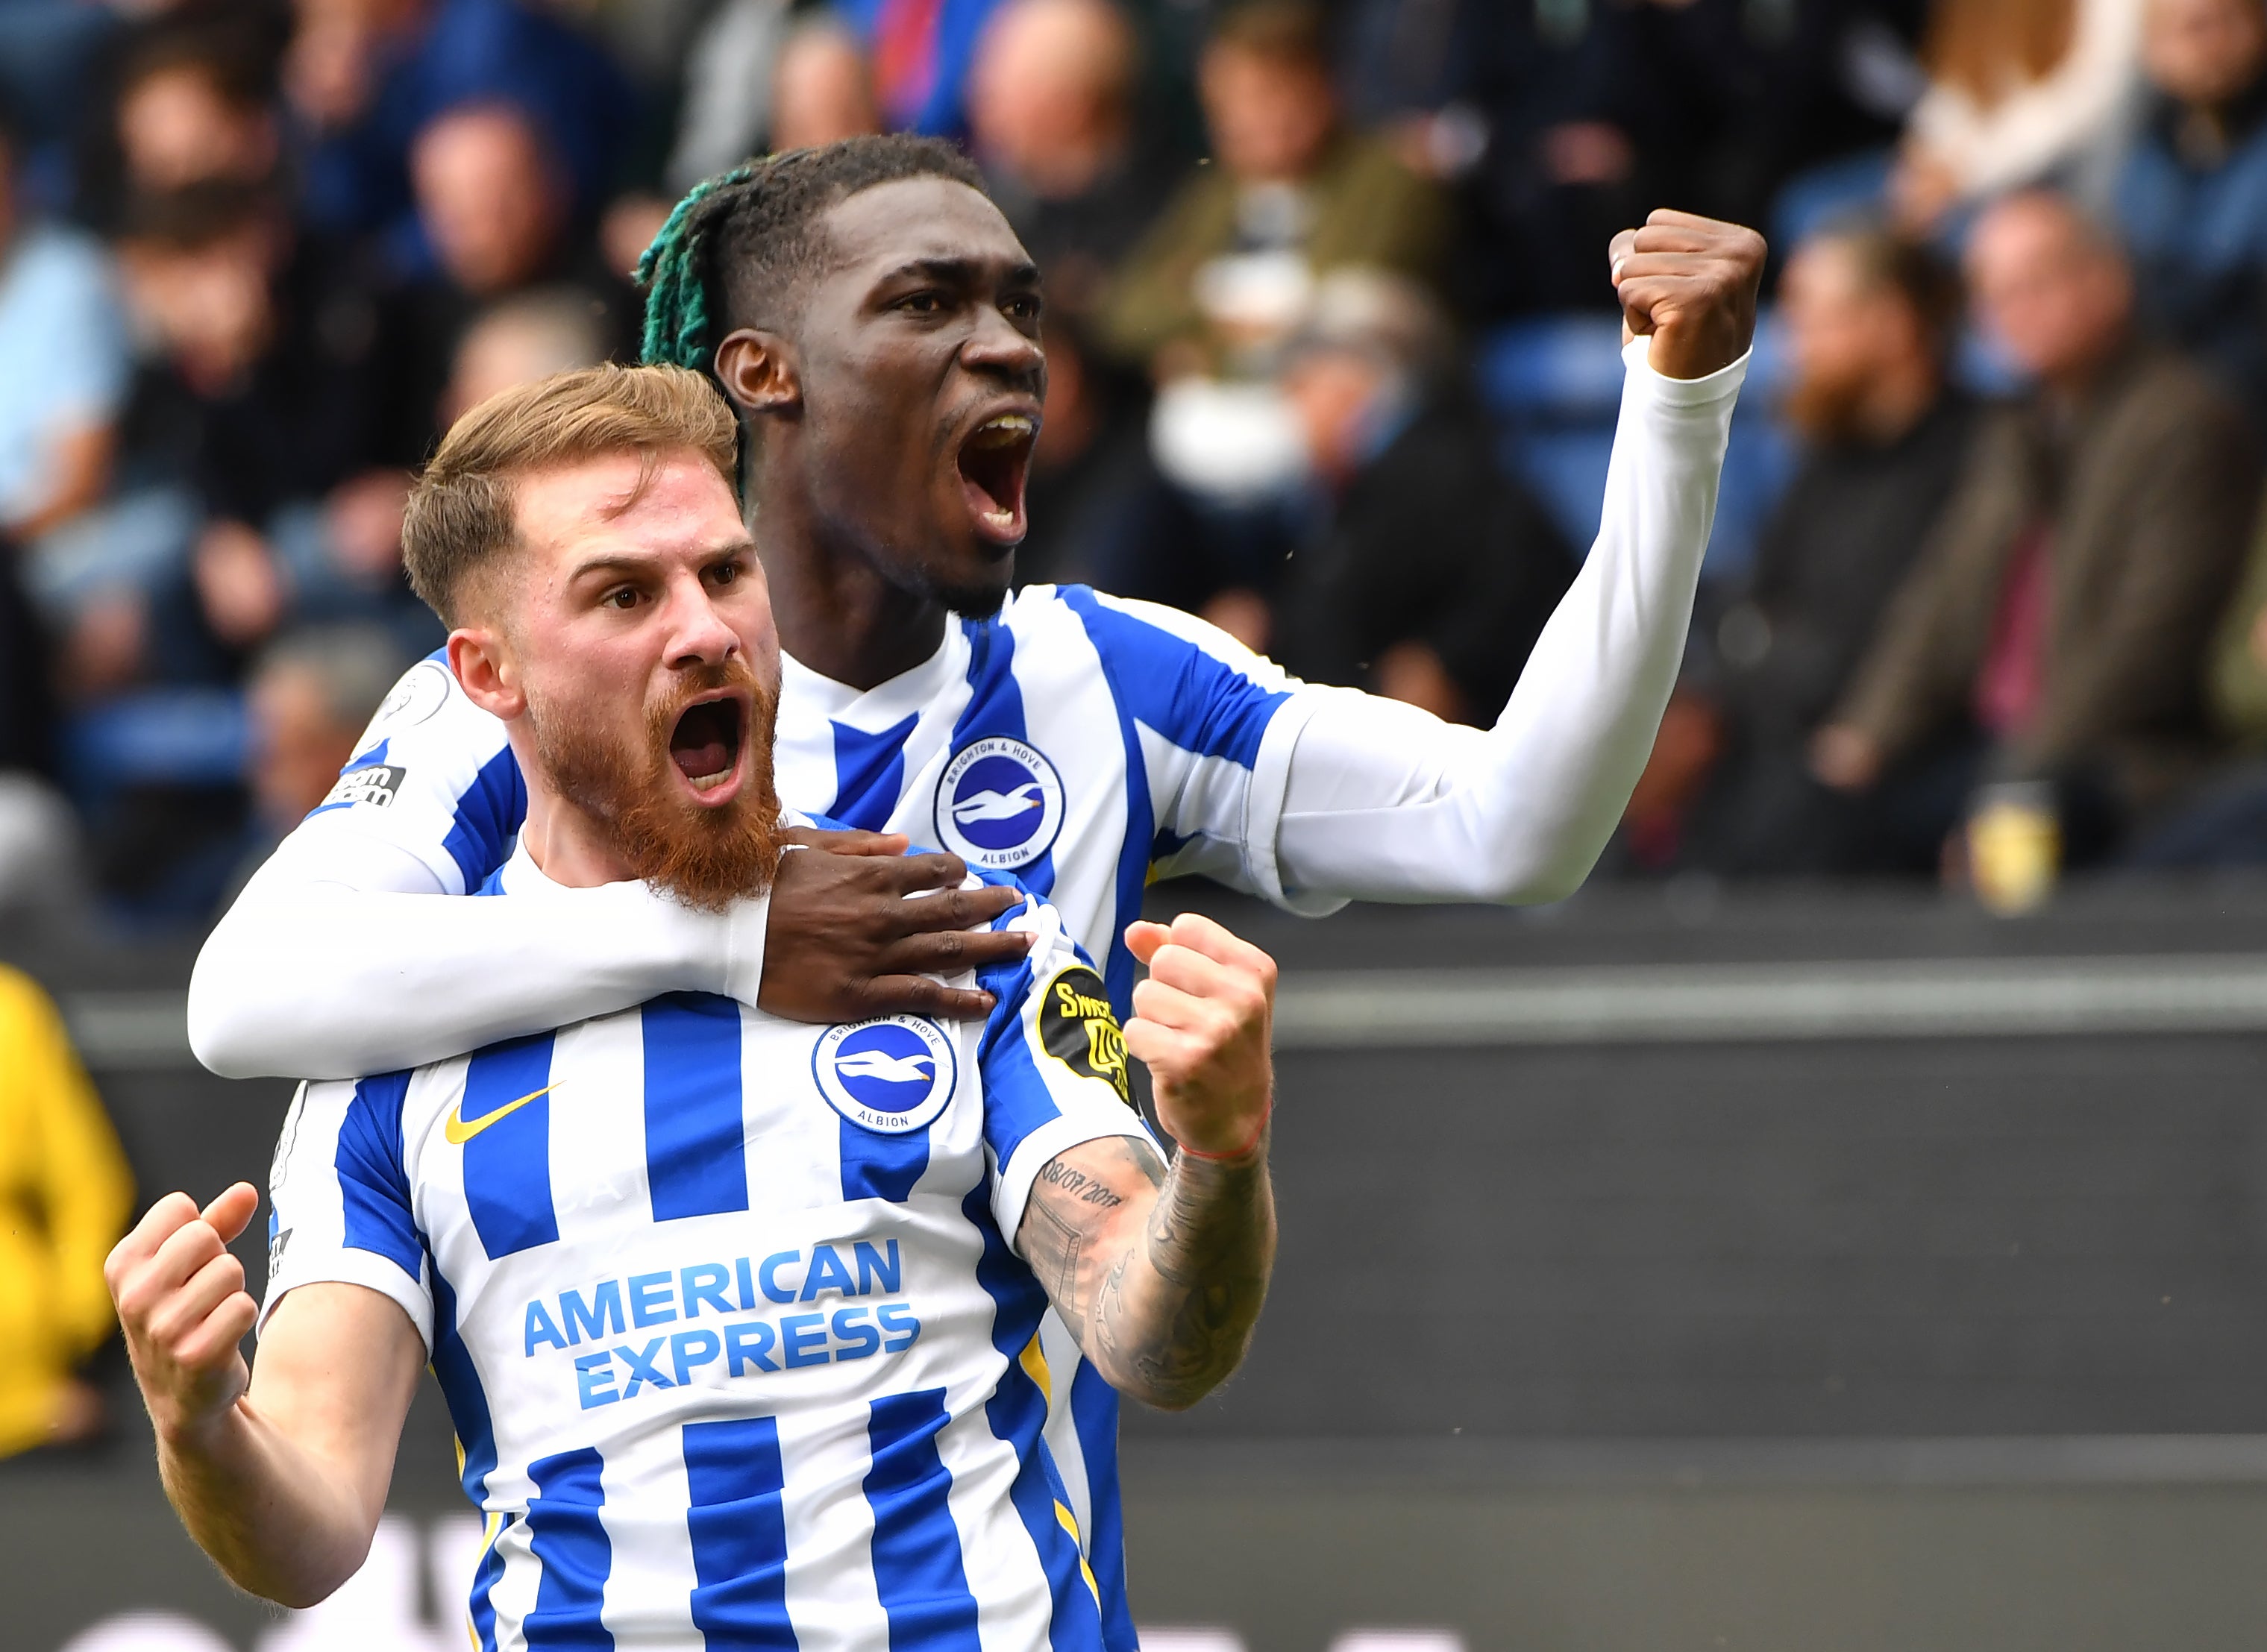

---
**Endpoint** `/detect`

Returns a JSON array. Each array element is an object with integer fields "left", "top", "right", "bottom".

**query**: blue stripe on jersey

[
  {"left": 1070, "top": 1360, "right": 1135, "bottom": 1652},
  {"left": 683, "top": 1417, "right": 797, "bottom": 1650},
  {"left": 440, "top": 746, "right": 530, "bottom": 893},
  {"left": 865, "top": 1388, "right": 983, "bottom": 1649},
  {"left": 525, "top": 1448, "right": 615, "bottom": 1649},
  {"left": 827, "top": 711, "right": 921, "bottom": 832},
  {"left": 1056, "top": 589, "right": 1158, "bottom": 1014},
  {"left": 962, "top": 1181, "right": 1110, "bottom": 1650},
  {"left": 838, "top": 1120, "right": 928, "bottom": 1204},
  {"left": 460, "top": 1032, "right": 560, "bottom": 1259},
  {"left": 427, "top": 1259, "right": 505, "bottom": 1648},
  {"left": 641, "top": 993, "right": 751, "bottom": 1222},
  {"left": 952, "top": 618, "right": 1055, "bottom": 897},
  {"left": 972, "top": 955, "right": 1071, "bottom": 1172},
  {"left": 1057, "top": 588, "right": 1288, "bottom": 769},
  {"left": 336, "top": 1070, "right": 420, "bottom": 1277}
]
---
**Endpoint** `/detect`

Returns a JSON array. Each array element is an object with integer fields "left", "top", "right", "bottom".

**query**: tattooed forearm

[
  {"left": 1091, "top": 1144, "right": 1275, "bottom": 1409},
  {"left": 1022, "top": 1133, "right": 1275, "bottom": 1410}
]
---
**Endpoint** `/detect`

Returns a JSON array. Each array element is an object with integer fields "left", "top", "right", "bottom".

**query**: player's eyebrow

[
  {"left": 568, "top": 539, "right": 756, "bottom": 584},
  {"left": 881, "top": 255, "right": 1043, "bottom": 290}
]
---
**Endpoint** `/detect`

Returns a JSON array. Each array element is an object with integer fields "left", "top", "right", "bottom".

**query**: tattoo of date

[{"left": 1038, "top": 1159, "right": 1126, "bottom": 1208}]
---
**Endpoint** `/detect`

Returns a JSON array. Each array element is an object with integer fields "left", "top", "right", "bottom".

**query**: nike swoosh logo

[{"left": 445, "top": 1084, "right": 556, "bottom": 1146}]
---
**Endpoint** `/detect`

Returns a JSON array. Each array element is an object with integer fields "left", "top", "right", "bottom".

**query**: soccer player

[
  {"left": 184, "top": 135, "right": 1762, "bottom": 1644},
  {"left": 190, "top": 136, "right": 1766, "bottom": 1070},
  {"left": 107, "top": 365, "right": 1278, "bottom": 1645}
]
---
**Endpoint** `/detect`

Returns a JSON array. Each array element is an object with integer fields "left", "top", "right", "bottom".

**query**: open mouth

[
  {"left": 669, "top": 694, "right": 746, "bottom": 797},
  {"left": 956, "top": 412, "right": 1037, "bottom": 545}
]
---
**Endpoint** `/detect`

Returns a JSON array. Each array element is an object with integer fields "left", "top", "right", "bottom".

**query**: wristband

[{"left": 1174, "top": 1097, "right": 1272, "bottom": 1163}]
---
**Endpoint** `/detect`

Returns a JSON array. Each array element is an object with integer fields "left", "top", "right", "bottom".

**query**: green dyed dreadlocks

[
  {"left": 634, "top": 136, "right": 988, "bottom": 379},
  {"left": 635, "top": 163, "right": 761, "bottom": 373}
]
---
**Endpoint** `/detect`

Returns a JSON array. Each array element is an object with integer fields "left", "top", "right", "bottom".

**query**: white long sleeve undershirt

[
  {"left": 1273, "top": 339, "right": 1745, "bottom": 905},
  {"left": 186, "top": 340, "right": 1743, "bottom": 1080},
  {"left": 187, "top": 831, "right": 771, "bottom": 1079}
]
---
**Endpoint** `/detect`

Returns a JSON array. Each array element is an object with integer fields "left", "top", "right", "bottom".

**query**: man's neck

[
  {"left": 747, "top": 457, "right": 950, "bottom": 691},
  {"left": 509, "top": 745, "right": 636, "bottom": 890}
]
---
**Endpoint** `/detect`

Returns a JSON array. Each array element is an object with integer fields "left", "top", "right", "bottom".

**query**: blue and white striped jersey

[
  {"left": 298, "top": 584, "right": 1320, "bottom": 1651},
  {"left": 317, "top": 584, "right": 1333, "bottom": 1008},
  {"left": 262, "top": 856, "right": 1156, "bottom": 1650}
]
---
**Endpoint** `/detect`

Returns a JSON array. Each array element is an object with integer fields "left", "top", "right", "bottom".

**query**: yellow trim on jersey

[
  {"left": 1055, "top": 1500, "right": 1102, "bottom": 1605},
  {"left": 1020, "top": 1332, "right": 1051, "bottom": 1395}
]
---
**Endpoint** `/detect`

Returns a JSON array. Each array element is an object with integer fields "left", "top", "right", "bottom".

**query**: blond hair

[{"left": 403, "top": 362, "right": 739, "bottom": 625}]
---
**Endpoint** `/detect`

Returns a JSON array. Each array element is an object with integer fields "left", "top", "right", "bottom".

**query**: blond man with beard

[
  {"left": 103, "top": 365, "right": 1279, "bottom": 1647},
  {"left": 1678, "top": 223, "right": 1978, "bottom": 876}
]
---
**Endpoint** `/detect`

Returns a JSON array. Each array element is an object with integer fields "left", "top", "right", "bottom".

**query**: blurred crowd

[{"left": 12, "top": 0, "right": 2267, "bottom": 931}]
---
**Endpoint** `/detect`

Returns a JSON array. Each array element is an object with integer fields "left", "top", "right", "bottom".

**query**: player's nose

[
  {"left": 961, "top": 304, "right": 1044, "bottom": 383},
  {"left": 662, "top": 578, "right": 743, "bottom": 668}
]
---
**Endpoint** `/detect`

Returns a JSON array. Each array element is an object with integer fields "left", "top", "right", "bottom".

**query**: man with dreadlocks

[{"left": 191, "top": 134, "right": 1761, "bottom": 1642}]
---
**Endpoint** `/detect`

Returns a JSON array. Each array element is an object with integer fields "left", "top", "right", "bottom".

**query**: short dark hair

[
  {"left": 119, "top": 22, "right": 276, "bottom": 113},
  {"left": 1814, "top": 219, "right": 1965, "bottom": 354},
  {"left": 637, "top": 134, "right": 985, "bottom": 377},
  {"left": 1208, "top": 0, "right": 1329, "bottom": 66}
]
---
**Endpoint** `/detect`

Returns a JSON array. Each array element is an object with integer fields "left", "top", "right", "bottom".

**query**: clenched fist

[
  {"left": 1611, "top": 209, "right": 1767, "bottom": 382},
  {"left": 106, "top": 1183, "right": 263, "bottom": 1444},
  {"left": 1123, "top": 913, "right": 1276, "bottom": 1161}
]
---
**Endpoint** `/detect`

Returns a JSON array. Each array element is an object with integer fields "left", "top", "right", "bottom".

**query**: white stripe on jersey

[{"left": 262, "top": 864, "right": 1153, "bottom": 1651}]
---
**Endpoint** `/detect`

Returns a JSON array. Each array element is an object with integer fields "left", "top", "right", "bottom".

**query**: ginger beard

[{"left": 527, "top": 659, "right": 786, "bottom": 911}]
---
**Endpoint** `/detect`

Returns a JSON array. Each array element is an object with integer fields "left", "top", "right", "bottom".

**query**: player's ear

[
  {"left": 714, "top": 327, "right": 801, "bottom": 420},
  {"left": 448, "top": 624, "right": 522, "bottom": 720}
]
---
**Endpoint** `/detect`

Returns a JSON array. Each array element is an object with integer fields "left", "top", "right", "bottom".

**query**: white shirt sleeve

[
  {"left": 187, "top": 658, "right": 765, "bottom": 1081},
  {"left": 1266, "top": 340, "right": 1746, "bottom": 906}
]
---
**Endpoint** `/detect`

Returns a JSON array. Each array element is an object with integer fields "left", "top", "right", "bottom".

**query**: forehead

[
  {"left": 817, "top": 177, "right": 1030, "bottom": 280},
  {"left": 512, "top": 450, "right": 742, "bottom": 559}
]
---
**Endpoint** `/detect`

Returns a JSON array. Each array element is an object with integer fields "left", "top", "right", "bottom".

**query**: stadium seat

[
  {"left": 1477, "top": 312, "right": 1796, "bottom": 583},
  {"left": 60, "top": 688, "right": 248, "bottom": 810}
]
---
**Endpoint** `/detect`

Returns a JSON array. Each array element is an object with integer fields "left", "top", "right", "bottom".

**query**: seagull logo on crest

[
  {"left": 950, "top": 782, "right": 1046, "bottom": 825},
  {"left": 833, "top": 1049, "right": 938, "bottom": 1085}
]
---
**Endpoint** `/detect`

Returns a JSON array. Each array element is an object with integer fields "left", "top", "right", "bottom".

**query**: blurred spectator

[
  {"left": 0, "top": 534, "right": 81, "bottom": 914},
  {"left": 1015, "top": 316, "right": 1156, "bottom": 590},
  {"left": 284, "top": 0, "right": 638, "bottom": 251},
  {"left": 1681, "top": 223, "right": 1975, "bottom": 876},
  {"left": 439, "top": 288, "right": 609, "bottom": 428},
  {"left": 105, "top": 21, "right": 283, "bottom": 210},
  {"left": 768, "top": 14, "right": 885, "bottom": 154},
  {"left": 379, "top": 101, "right": 636, "bottom": 467},
  {"left": 0, "top": 964, "right": 133, "bottom": 1460},
  {"left": 1813, "top": 190, "right": 2257, "bottom": 871},
  {"left": 833, "top": 0, "right": 1003, "bottom": 139},
  {"left": 0, "top": 100, "right": 129, "bottom": 550},
  {"left": 1893, "top": 0, "right": 2144, "bottom": 230},
  {"left": 2113, "top": 0, "right": 2267, "bottom": 427},
  {"left": 234, "top": 624, "right": 407, "bottom": 870},
  {"left": 969, "top": 0, "right": 1176, "bottom": 323},
  {"left": 1265, "top": 268, "right": 1574, "bottom": 723},
  {"left": 1099, "top": 0, "right": 1452, "bottom": 377},
  {"left": 1631, "top": 0, "right": 1931, "bottom": 236},
  {"left": 99, "top": 183, "right": 397, "bottom": 685},
  {"left": 665, "top": 0, "right": 794, "bottom": 189}
]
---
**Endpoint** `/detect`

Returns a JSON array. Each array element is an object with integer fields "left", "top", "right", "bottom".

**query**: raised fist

[
  {"left": 1611, "top": 209, "right": 1768, "bottom": 382},
  {"left": 106, "top": 1183, "right": 262, "bottom": 1444},
  {"left": 1123, "top": 912, "right": 1276, "bottom": 1161}
]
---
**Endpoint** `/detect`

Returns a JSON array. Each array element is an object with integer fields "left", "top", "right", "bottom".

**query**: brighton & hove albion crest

[
  {"left": 812, "top": 1017, "right": 958, "bottom": 1134},
  {"left": 934, "top": 736, "right": 1064, "bottom": 870}
]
